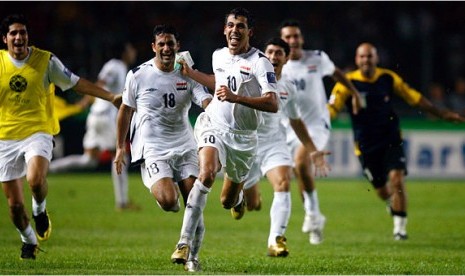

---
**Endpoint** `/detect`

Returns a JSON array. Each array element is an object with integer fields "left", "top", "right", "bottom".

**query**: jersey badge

[
  {"left": 176, "top": 81, "right": 187, "bottom": 91},
  {"left": 307, "top": 65, "right": 317, "bottom": 73},
  {"left": 266, "top": 72, "right": 277, "bottom": 84}
]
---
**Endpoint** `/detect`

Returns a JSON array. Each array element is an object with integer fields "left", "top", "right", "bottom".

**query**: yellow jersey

[{"left": 0, "top": 46, "right": 60, "bottom": 140}]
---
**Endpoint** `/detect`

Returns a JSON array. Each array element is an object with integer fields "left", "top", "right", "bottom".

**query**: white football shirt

[
  {"left": 258, "top": 77, "right": 299, "bottom": 143},
  {"left": 282, "top": 50, "right": 335, "bottom": 130},
  {"left": 91, "top": 58, "right": 128, "bottom": 114},
  {"left": 206, "top": 47, "right": 277, "bottom": 131},
  {"left": 123, "top": 59, "right": 212, "bottom": 160}
]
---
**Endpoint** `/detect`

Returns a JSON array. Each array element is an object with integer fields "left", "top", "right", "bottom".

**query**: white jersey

[
  {"left": 282, "top": 50, "right": 335, "bottom": 131},
  {"left": 206, "top": 47, "right": 277, "bottom": 131},
  {"left": 124, "top": 59, "right": 212, "bottom": 161},
  {"left": 91, "top": 58, "right": 127, "bottom": 114},
  {"left": 258, "top": 76, "right": 299, "bottom": 144}
]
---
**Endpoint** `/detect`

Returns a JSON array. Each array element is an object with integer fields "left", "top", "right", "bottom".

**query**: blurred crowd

[{"left": 2, "top": 1, "right": 464, "bottom": 120}]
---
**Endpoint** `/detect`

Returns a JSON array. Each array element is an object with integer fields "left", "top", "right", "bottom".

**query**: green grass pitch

[{"left": 0, "top": 172, "right": 464, "bottom": 274}]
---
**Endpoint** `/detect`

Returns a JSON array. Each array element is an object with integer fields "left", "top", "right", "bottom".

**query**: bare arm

[
  {"left": 179, "top": 59, "right": 215, "bottom": 91},
  {"left": 216, "top": 85, "right": 278, "bottom": 113},
  {"left": 290, "top": 118, "right": 331, "bottom": 177},
  {"left": 114, "top": 104, "right": 134, "bottom": 174},
  {"left": 332, "top": 67, "right": 363, "bottom": 114},
  {"left": 416, "top": 96, "right": 465, "bottom": 122},
  {"left": 73, "top": 78, "right": 122, "bottom": 108}
]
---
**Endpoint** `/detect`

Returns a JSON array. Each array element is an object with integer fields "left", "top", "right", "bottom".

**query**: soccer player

[
  {"left": 243, "top": 37, "right": 331, "bottom": 257},
  {"left": 171, "top": 7, "right": 278, "bottom": 268},
  {"left": 280, "top": 19, "right": 362, "bottom": 245},
  {"left": 0, "top": 14, "right": 121, "bottom": 260},
  {"left": 328, "top": 42, "right": 465, "bottom": 240},
  {"left": 113, "top": 24, "right": 212, "bottom": 272},
  {"left": 49, "top": 42, "right": 139, "bottom": 211}
]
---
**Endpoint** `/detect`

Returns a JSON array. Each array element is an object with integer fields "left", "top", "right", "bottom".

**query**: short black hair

[
  {"left": 1, "top": 14, "right": 28, "bottom": 36},
  {"left": 264, "top": 37, "right": 290, "bottom": 57},
  {"left": 152, "top": 24, "right": 180, "bottom": 42},
  {"left": 278, "top": 19, "right": 301, "bottom": 32},
  {"left": 225, "top": 7, "right": 255, "bottom": 29}
]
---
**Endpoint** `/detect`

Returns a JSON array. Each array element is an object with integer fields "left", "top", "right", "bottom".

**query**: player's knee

[
  {"left": 157, "top": 198, "right": 180, "bottom": 212},
  {"left": 27, "top": 175, "right": 46, "bottom": 193},
  {"left": 198, "top": 170, "right": 216, "bottom": 187}
]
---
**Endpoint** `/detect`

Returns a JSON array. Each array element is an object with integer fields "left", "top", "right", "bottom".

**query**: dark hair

[
  {"left": 152, "top": 24, "right": 179, "bottom": 42},
  {"left": 225, "top": 7, "right": 255, "bottom": 28},
  {"left": 264, "top": 37, "right": 290, "bottom": 57},
  {"left": 278, "top": 19, "right": 301, "bottom": 32},
  {"left": 1, "top": 14, "right": 28, "bottom": 36}
]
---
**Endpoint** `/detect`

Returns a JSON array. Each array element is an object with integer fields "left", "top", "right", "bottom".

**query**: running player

[
  {"left": 328, "top": 42, "right": 465, "bottom": 240},
  {"left": 114, "top": 24, "right": 212, "bottom": 272},
  {"left": 171, "top": 7, "right": 278, "bottom": 269},
  {"left": 243, "top": 37, "right": 331, "bottom": 257},
  {"left": 280, "top": 19, "right": 362, "bottom": 244}
]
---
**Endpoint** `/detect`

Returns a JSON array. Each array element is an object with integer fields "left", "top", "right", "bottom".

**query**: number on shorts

[
  {"left": 146, "top": 162, "right": 160, "bottom": 178},
  {"left": 204, "top": 135, "right": 215, "bottom": 144}
]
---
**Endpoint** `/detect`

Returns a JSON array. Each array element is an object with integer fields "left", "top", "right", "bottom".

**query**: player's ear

[
  {"left": 248, "top": 28, "right": 254, "bottom": 38},
  {"left": 151, "top": 42, "right": 156, "bottom": 54}
]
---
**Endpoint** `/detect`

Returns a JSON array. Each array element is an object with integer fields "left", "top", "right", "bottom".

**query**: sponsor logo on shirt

[
  {"left": 176, "top": 81, "right": 187, "bottom": 91},
  {"left": 215, "top": 68, "right": 225, "bottom": 73},
  {"left": 307, "top": 65, "right": 317, "bottom": 73},
  {"left": 266, "top": 72, "right": 277, "bottom": 84},
  {"left": 145, "top": 88, "right": 158, "bottom": 92}
]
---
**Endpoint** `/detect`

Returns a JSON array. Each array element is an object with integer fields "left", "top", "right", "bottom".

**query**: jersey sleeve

[
  {"left": 47, "top": 55, "right": 80, "bottom": 91},
  {"left": 122, "top": 70, "right": 137, "bottom": 109},
  {"left": 281, "top": 80, "right": 300, "bottom": 119},
  {"left": 255, "top": 56, "right": 277, "bottom": 95},
  {"left": 319, "top": 51, "right": 336, "bottom": 77},
  {"left": 328, "top": 79, "right": 352, "bottom": 119},
  {"left": 191, "top": 80, "right": 213, "bottom": 107},
  {"left": 390, "top": 71, "right": 422, "bottom": 106}
]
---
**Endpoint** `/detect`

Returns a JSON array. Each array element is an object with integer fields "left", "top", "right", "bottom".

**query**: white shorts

[
  {"left": 243, "top": 139, "right": 293, "bottom": 189},
  {"left": 83, "top": 111, "right": 117, "bottom": 150},
  {"left": 194, "top": 112, "right": 257, "bottom": 183},
  {"left": 0, "top": 133, "right": 53, "bottom": 182},
  {"left": 287, "top": 124, "right": 330, "bottom": 159},
  {"left": 140, "top": 149, "right": 199, "bottom": 190}
]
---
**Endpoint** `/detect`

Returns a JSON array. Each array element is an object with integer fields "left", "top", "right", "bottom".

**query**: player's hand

[
  {"left": 441, "top": 110, "right": 465, "bottom": 123},
  {"left": 112, "top": 94, "right": 122, "bottom": 109},
  {"left": 177, "top": 59, "right": 191, "bottom": 77},
  {"left": 114, "top": 148, "right": 126, "bottom": 175},
  {"left": 310, "top": 150, "right": 331, "bottom": 177},
  {"left": 216, "top": 85, "right": 237, "bottom": 102}
]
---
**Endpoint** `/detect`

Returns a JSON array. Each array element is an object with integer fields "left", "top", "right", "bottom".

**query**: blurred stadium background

[{"left": 2, "top": 1, "right": 464, "bottom": 179}]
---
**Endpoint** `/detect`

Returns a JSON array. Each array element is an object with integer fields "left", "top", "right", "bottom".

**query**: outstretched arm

[
  {"left": 289, "top": 118, "right": 331, "bottom": 177},
  {"left": 416, "top": 96, "right": 465, "bottom": 122},
  {"left": 73, "top": 78, "right": 122, "bottom": 108}
]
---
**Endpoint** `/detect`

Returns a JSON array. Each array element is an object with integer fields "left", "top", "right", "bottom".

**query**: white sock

[
  {"left": 268, "top": 192, "right": 291, "bottom": 246},
  {"left": 111, "top": 155, "right": 129, "bottom": 207},
  {"left": 189, "top": 214, "right": 205, "bottom": 261},
  {"left": 302, "top": 189, "right": 320, "bottom": 216},
  {"left": 49, "top": 154, "right": 98, "bottom": 173},
  {"left": 17, "top": 224, "right": 38, "bottom": 245},
  {"left": 32, "top": 198, "right": 46, "bottom": 216},
  {"left": 234, "top": 190, "right": 244, "bottom": 208},
  {"left": 393, "top": 215, "right": 408, "bottom": 235},
  {"left": 178, "top": 180, "right": 210, "bottom": 246}
]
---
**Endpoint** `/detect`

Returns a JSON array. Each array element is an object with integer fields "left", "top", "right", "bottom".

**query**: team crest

[
  {"left": 240, "top": 65, "right": 251, "bottom": 76},
  {"left": 279, "top": 91, "right": 288, "bottom": 100},
  {"left": 9, "top": 75, "right": 28, "bottom": 92}
]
